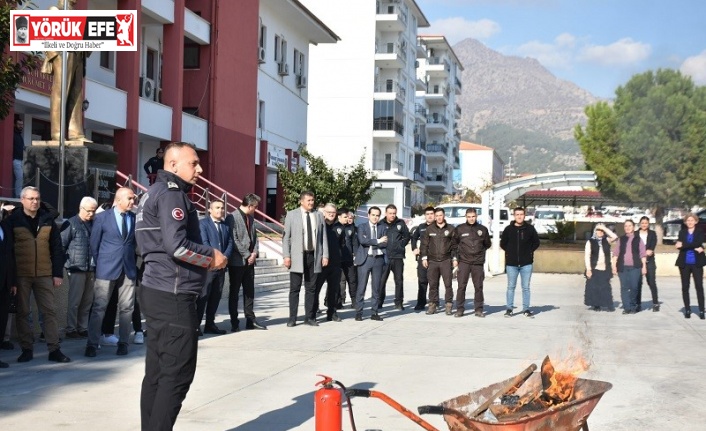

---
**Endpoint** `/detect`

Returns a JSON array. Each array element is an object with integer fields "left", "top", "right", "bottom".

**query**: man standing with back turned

[{"left": 135, "top": 142, "right": 227, "bottom": 430}]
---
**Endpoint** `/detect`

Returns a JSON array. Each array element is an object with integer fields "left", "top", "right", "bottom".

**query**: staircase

[{"left": 116, "top": 171, "right": 288, "bottom": 291}]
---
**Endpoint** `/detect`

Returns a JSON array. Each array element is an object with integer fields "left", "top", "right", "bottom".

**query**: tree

[
  {"left": 575, "top": 69, "right": 706, "bottom": 219},
  {"left": 1, "top": 1, "right": 40, "bottom": 119},
  {"left": 277, "top": 145, "right": 377, "bottom": 212}
]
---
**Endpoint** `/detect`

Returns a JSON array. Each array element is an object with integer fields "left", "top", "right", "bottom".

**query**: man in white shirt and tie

[
  {"left": 282, "top": 191, "right": 329, "bottom": 327},
  {"left": 354, "top": 206, "right": 388, "bottom": 321}
]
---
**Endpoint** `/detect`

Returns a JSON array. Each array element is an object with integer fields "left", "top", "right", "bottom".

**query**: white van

[
  {"left": 531, "top": 207, "right": 566, "bottom": 236},
  {"left": 408, "top": 203, "right": 510, "bottom": 234}
]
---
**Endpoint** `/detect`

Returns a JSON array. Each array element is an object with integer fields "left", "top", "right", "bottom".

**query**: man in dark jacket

[
  {"left": 0, "top": 213, "right": 16, "bottom": 368},
  {"left": 636, "top": 216, "right": 659, "bottom": 312},
  {"left": 420, "top": 207, "right": 457, "bottom": 315},
  {"left": 411, "top": 206, "right": 435, "bottom": 311},
  {"left": 143, "top": 147, "right": 164, "bottom": 185},
  {"left": 313, "top": 203, "right": 344, "bottom": 322},
  {"left": 336, "top": 208, "right": 358, "bottom": 308},
  {"left": 379, "top": 204, "right": 410, "bottom": 310},
  {"left": 453, "top": 208, "right": 491, "bottom": 317},
  {"left": 500, "top": 207, "right": 540, "bottom": 318},
  {"left": 6, "top": 187, "right": 69, "bottom": 363},
  {"left": 61, "top": 197, "right": 98, "bottom": 339},
  {"left": 135, "top": 142, "right": 227, "bottom": 430}
]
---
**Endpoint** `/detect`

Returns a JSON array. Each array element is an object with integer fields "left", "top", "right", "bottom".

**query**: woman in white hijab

[{"left": 584, "top": 223, "right": 618, "bottom": 311}]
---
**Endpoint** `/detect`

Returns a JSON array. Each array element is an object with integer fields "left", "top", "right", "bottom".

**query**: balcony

[
  {"left": 426, "top": 56, "right": 450, "bottom": 78},
  {"left": 426, "top": 172, "right": 448, "bottom": 184},
  {"left": 414, "top": 103, "right": 427, "bottom": 119},
  {"left": 142, "top": 0, "right": 174, "bottom": 24},
  {"left": 185, "top": 8, "right": 210, "bottom": 45},
  {"left": 374, "top": 80, "right": 406, "bottom": 102},
  {"left": 426, "top": 114, "right": 449, "bottom": 132},
  {"left": 426, "top": 142, "right": 448, "bottom": 160},
  {"left": 373, "top": 157, "right": 404, "bottom": 173},
  {"left": 414, "top": 134, "right": 427, "bottom": 152},
  {"left": 375, "top": 41, "right": 407, "bottom": 69},
  {"left": 85, "top": 79, "right": 127, "bottom": 130},
  {"left": 139, "top": 98, "right": 172, "bottom": 141},
  {"left": 455, "top": 76, "right": 462, "bottom": 95},
  {"left": 414, "top": 172, "right": 425, "bottom": 183},
  {"left": 425, "top": 84, "right": 449, "bottom": 106},
  {"left": 182, "top": 112, "right": 208, "bottom": 151},
  {"left": 375, "top": 3, "right": 408, "bottom": 32},
  {"left": 373, "top": 118, "right": 404, "bottom": 142},
  {"left": 455, "top": 104, "right": 462, "bottom": 119}
]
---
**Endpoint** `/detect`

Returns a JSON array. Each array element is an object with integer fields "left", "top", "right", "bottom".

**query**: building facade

[
  {"left": 458, "top": 141, "right": 505, "bottom": 194},
  {"left": 1, "top": 0, "right": 336, "bottom": 222}
]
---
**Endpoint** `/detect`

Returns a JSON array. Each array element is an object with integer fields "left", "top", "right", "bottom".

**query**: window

[
  {"left": 373, "top": 100, "right": 404, "bottom": 135},
  {"left": 184, "top": 37, "right": 200, "bottom": 69},
  {"left": 146, "top": 48, "right": 156, "bottom": 79},
  {"left": 258, "top": 100, "right": 265, "bottom": 130},
  {"left": 31, "top": 118, "right": 51, "bottom": 141},
  {"left": 100, "top": 51, "right": 114, "bottom": 70},
  {"left": 274, "top": 35, "right": 281, "bottom": 62},
  {"left": 91, "top": 132, "right": 114, "bottom": 146},
  {"left": 259, "top": 20, "right": 267, "bottom": 49},
  {"left": 183, "top": 107, "right": 199, "bottom": 117},
  {"left": 293, "top": 49, "right": 305, "bottom": 76}
]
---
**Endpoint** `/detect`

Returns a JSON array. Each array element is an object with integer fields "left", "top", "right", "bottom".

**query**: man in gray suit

[{"left": 283, "top": 191, "right": 329, "bottom": 327}]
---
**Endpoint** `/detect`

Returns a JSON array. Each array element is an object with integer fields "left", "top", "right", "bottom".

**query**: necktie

[
  {"left": 371, "top": 224, "right": 378, "bottom": 255},
  {"left": 306, "top": 212, "right": 314, "bottom": 251},
  {"left": 121, "top": 213, "right": 128, "bottom": 240},
  {"left": 215, "top": 221, "right": 223, "bottom": 249}
]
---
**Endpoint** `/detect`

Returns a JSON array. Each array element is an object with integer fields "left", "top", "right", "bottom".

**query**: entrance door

[{"left": 266, "top": 188, "right": 277, "bottom": 219}]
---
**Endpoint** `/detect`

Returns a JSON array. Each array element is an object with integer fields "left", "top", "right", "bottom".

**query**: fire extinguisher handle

[
  {"left": 418, "top": 405, "right": 445, "bottom": 415},
  {"left": 345, "top": 388, "right": 371, "bottom": 398}
]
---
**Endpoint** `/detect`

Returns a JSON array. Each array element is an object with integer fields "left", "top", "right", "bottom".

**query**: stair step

[
  {"left": 254, "top": 265, "right": 287, "bottom": 275},
  {"left": 254, "top": 272, "right": 289, "bottom": 284},
  {"left": 255, "top": 258, "right": 279, "bottom": 267},
  {"left": 254, "top": 280, "right": 290, "bottom": 292}
]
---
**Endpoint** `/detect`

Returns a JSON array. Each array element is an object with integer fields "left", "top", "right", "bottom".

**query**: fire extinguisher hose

[{"left": 332, "top": 380, "right": 358, "bottom": 431}]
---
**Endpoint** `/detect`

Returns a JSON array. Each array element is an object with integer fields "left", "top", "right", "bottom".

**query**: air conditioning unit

[
  {"left": 140, "top": 77, "right": 155, "bottom": 100},
  {"left": 258, "top": 47, "right": 266, "bottom": 63},
  {"left": 277, "top": 62, "right": 289, "bottom": 76},
  {"left": 296, "top": 75, "right": 307, "bottom": 88},
  {"left": 155, "top": 88, "right": 162, "bottom": 103}
]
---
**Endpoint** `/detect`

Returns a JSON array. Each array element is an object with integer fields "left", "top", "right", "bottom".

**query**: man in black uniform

[
  {"left": 378, "top": 204, "right": 410, "bottom": 310},
  {"left": 452, "top": 208, "right": 491, "bottom": 317},
  {"left": 336, "top": 208, "right": 358, "bottom": 308},
  {"left": 410, "top": 206, "right": 435, "bottom": 311},
  {"left": 420, "top": 207, "right": 457, "bottom": 315},
  {"left": 313, "top": 203, "right": 344, "bottom": 322},
  {"left": 143, "top": 148, "right": 164, "bottom": 185},
  {"left": 135, "top": 142, "right": 227, "bottom": 431}
]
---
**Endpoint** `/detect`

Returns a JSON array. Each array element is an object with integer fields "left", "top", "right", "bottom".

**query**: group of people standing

[{"left": 583, "top": 215, "right": 705, "bottom": 319}]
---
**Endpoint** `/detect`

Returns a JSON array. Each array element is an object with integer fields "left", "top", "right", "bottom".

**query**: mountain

[{"left": 452, "top": 38, "right": 601, "bottom": 172}]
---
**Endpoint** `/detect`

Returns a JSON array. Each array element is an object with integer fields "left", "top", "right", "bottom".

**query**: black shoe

[
  {"left": 326, "top": 313, "right": 342, "bottom": 322},
  {"left": 304, "top": 319, "right": 319, "bottom": 327},
  {"left": 48, "top": 349, "right": 71, "bottom": 363},
  {"left": 0, "top": 360, "right": 8, "bottom": 368},
  {"left": 523, "top": 310, "right": 534, "bottom": 318},
  {"left": 653, "top": 304, "right": 660, "bottom": 312},
  {"left": 454, "top": 310, "right": 464, "bottom": 318},
  {"left": 474, "top": 310, "right": 485, "bottom": 318},
  {"left": 335, "top": 303, "right": 343, "bottom": 310},
  {"left": 394, "top": 304, "right": 404, "bottom": 311},
  {"left": 504, "top": 309, "right": 513, "bottom": 318},
  {"left": 413, "top": 304, "right": 424, "bottom": 311},
  {"left": 197, "top": 328, "right": 203, "bottom": 336},
  {"left": 77, "top": 330, "right": 89, "bottom": 338},
  {"left": 355, "top": 314, "right": 363, "bottom": 321},
  {"left": 286, "top": 320, "right": 297, "bottom": 327},
  {"left": 65, "top": 331, "right": 82, "bottom": 339},
  {"left": 590, "top": 306, "right": 600, "bottom": 311},
  {"left": 84, "top": 345, "right": 97, "bottom": 357},
  {"left": 204, "top": 324, "right": 226, "bottom": 335},
  {"left": 17, "top": 349, "right": 33, "bottom": 362},
  {"left": 685, "top": 310, "right": 691, "bottom": 319},
  {"left": 622, "top": 310, "right": 635, "bottom": 315},
  {"left": 116, "top": 343, "right": 128, "bottom": 356},
  {"left": 231, "top": 325, "right": 241, "bottom": 333},
  {"left": 246, "top": 320, "right": 268, "bottom": 330},
  {"left": 700, "top": 311, "right": 705, "bottom": 320},
  {"left": 0, "top": 341, "right": 14, "bottom": 350},
  {"left": 636, "top": 305, "right": 642, "bottom": 313},
  {"left": 370, "top": 314, "right": 383, "bottom": 321},
  {"left": 38, "top": 332, "right": 45, "bottom": 341}
]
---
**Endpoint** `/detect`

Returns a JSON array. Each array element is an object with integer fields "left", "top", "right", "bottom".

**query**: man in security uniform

[
  {"left": 336, "top": 208, "right": 358, "bottom": 308},
  {"left": 410, "top": 206, "right": 435, "bottom": 311},
  {"left": 378, "top": 204, "right": 410, "bottom": 310},
  {"left": 135, "top": 142, "right": 227, "bottom": 431},
  {"left": 452, "top": 208, "right": 491, "bottom": 317}
]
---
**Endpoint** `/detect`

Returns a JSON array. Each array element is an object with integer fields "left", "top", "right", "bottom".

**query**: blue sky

[{"left": 417, "top": 0, "right": 706, "bottom": 98}]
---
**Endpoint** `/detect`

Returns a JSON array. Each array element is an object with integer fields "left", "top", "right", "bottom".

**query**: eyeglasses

[
  {"left": 22, "top": 197, "right": 40, "bottom": 201},
  {"left": 81, "top": 207, "right": 96, "bottom": 213}
]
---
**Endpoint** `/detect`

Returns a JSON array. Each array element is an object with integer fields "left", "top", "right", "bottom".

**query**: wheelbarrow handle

[
  {"left": 418, "top": 405, "right": 445, "bottom": 415},
  {"left": 345, "top": 388, "right": 372, "bottom": 398}
]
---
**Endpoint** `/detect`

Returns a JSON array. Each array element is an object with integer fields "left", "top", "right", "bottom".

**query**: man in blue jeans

[{"left": 500, "top": 207, "right": 540, "bottom": 318}]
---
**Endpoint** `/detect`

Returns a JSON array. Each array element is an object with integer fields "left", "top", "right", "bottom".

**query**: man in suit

[
  {"left": 313, "top": 203, "right": 344, "bottom": 323},
  {"left": 85, "top": 187, "right": 138, "bottom": 357},
  {"left": 282, "top": 191, "right": 329, "bottom": 327},
  {"left": 0, "top": 212, "right": 17, "bottom": 368},
  {"left": 197, "top": 199, "right": 233, "bottom": 335},
  {"left": 227, "top": 193, "right": 267, "bottom": 331},
  {"left": 354, "top": 206, "right": 388, "bottom": 321}
]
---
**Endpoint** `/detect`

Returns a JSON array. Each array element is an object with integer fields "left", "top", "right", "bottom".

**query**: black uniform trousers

[
  {"left": 139, "top": 287, "right": 199, "bottom": 431},
  {"left": 456, "top": 262, "right": 485, "bottom": 312},
  {"left": 636, "top": 258, "right": 659, "bottom": 307},
  {"left": 197, "top": 269, "right": 226, "bottom": 326},
  {"left": 339, "top": 261, "right": 357, "bottom": 307},
  {"left": 416, "top": 258, "right": 428, "bottom": 308},
  {"left": 313, "top": 265, "right": 341, "bottom": 319},
  {"left": 228, "top": 265, "right": 256, "bottom": 328},
  {"left": 289, "top": 251, "right": 317, "bottom": 322},
  {"left": 427, "top": 259, "right": 453, "bottom": 304},
  {"left": 379, "top": 258, "right": 404, "bottom": 308}
]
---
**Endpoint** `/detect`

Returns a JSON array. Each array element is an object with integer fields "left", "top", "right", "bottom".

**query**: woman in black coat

[
  {"left": 674, "top": 213, "right": 706, "bottom": 319},
  {"left": 584, "top": 223, "right": 618, "bottom": 311}
]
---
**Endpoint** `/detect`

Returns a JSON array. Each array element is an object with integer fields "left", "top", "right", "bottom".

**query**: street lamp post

[{"left": 57, "top": 0, "right": 70, "bottom": 219}]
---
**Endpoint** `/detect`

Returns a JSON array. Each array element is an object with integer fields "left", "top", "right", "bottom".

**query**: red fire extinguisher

[{"left": 315, "top": 374, "right": 343, "bottom": 431}]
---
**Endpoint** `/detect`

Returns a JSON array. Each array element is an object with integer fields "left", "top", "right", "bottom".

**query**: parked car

[
  {"left": 531, "top": 207, "right": 566, "bottom": 236},
  {"left": 408, "top": 203, "right": 510, "bottom": 235},
  {"left": 662, "top": 209, "right": 706, "bottom": 244}
]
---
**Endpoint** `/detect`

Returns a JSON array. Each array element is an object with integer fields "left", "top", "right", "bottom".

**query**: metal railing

[
  {"left": 426, "top": 114, "right": 449, "bottom": 127},
  {"left": 373, "top": 118, "right": 404, "bottom": 135},
  {"left": 426, "top": 143, "right": 448, "bottom": 154},
  {"left": 374, "top": 80, "right": 406, "bottom": 101}
]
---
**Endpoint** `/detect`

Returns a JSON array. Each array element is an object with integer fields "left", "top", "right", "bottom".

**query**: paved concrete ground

[{"left": 1, "top": 273, "right": 705, "bottom": 430}]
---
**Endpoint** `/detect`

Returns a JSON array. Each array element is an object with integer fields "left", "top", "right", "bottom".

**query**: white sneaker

[
  {"left": 100, "top": 334, "right": 119, "bottom": 346},
  {"left": 133, "top": 331, "right": 144, "bottom": 344}
]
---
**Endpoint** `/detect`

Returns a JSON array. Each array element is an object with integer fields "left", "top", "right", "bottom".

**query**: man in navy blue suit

[
  {"left": 197, "top": 199, "right": 233, "bottom": 335},
  {"left": 85, "top": 187, "right": 138, "bottom": 357},
  {"left": 354, "top": 206, "right": 388, "bottom": 321}
]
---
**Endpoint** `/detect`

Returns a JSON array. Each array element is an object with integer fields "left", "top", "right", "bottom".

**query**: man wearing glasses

[
  {"left": 143, "top": 148, "right": 165, "bottom": 185},
  {"left": 60, "top": 197, "right": 99, "bottom": 339}
]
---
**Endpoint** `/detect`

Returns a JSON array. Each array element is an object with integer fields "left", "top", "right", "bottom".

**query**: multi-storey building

[
  {"left": 415, "top": 35, "right": 464, "bottom": 201},
  {"left": 302, "top": 0, "right": 430, "bottom": 218},
  {"left": 1, "top": 0, "right": 336, "bottom": 221}
]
